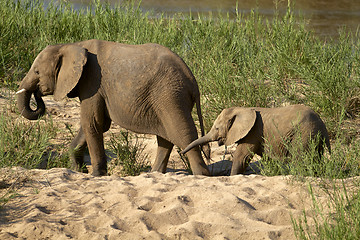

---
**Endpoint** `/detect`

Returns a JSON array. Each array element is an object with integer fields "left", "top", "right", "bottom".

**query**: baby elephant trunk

[{"left": 181, "top": 134, "right": 214, "bottom": 155}]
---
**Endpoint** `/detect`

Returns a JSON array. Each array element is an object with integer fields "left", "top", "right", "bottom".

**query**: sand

[{"left": 1, "top": 167, "right": 328, "bottom": 240}]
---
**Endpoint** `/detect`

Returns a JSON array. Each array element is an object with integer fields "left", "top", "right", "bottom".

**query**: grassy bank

[
  {"left": 1, "top": 0, "right": 359, "bottom": 126},
  {"left": 0, "top": 0, "right": 360, "bottom": 238}
]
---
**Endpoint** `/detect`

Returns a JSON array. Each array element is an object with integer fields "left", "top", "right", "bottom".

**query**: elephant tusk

[{"left": 16, "top": 89, "right": 26, "bottom": 94}]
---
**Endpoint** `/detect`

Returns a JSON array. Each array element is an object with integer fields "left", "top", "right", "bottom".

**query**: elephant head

[
  {"left": 17, "top": 44, "right": 88, "bottom": 120},
  {"left": 181, "top": 108, "right": 257, "bottom": 154}
]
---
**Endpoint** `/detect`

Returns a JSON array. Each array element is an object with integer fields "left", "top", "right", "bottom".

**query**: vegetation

[
  {"left": 107, "top": 131, "right": 150, "bottom": 177},
  {"left": 0, "top": 108, "right": 55, "bottom": 169},
  {"left": 293, "top": 180, "right": 360, "bottom": 240},
  {"left": 0, "top": 0, "right": 359, "bottom": 238}
]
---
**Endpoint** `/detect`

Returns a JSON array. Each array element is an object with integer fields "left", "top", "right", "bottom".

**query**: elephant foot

[
  {"left": 92, "top": 168, "right": 108, "bottom": 176},
  {"left": 151, "top": 168, "right": 166, "bottom": 174},
  {"left": 191, "top": 165, "right": 210, "bottom": 176}
]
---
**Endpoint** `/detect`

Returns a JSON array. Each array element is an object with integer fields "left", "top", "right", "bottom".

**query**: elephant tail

[
  {"left": 194, "top": 95, "right": 211, "bottom": 160},
  {"left": 195, "top": 96, "right": 205, "bottom": 137},
  {"left": 321, "top": 124, "right": 331, "bottom": 155},
  {"left": 325, "top": 137, "right": 331, "bottom": 155}
]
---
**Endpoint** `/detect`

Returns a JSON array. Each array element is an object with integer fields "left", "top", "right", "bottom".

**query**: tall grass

[
  {"left": 293, "top": 180, "right": 360, "bottom": 240},
  {"left": 107, "top": 131, "right": 150, "bottom": 177},
  {"left": 1, "top": 0, "right": 359, "bottom": 129},
  {"left": 0, "top": 0, "right": 359, "bottom": 238},
  {"left": 0, "top": 111, "right": 57, "bottom": 169},
  {"left": 259, "top": 134, "right": 360, "bottom": 179}
]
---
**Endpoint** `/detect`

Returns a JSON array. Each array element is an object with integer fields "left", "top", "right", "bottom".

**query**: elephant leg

[
  {"left": 231, "top": 144, "right": 255, "bottom": 175},
  {"left": 80, "top": 100, "right": 107, "bottom": 176},
  {"left": 69, "top": 127, "right": 88, "bottom": 173},
  {"left": 70, "top": 116, "right": 111, "bottom": 175},
  {"left": 82, "top": 126, "right": 107, "bottom": 176},
  {"left": 151, "top": 136, "right": 174, "bottom": 173},
  {"left": 163, "top": 113, "right": 210, "bottom": 176},
  {"left": 184, "top": 147, "right": 210, "bottom": 176}
]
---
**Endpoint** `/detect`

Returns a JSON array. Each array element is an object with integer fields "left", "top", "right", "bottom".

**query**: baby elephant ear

[
  {"left": 225, "top": 108, "right": 257, "bottom": 146},
  {"left": 53, "top": 45, "right": 88, "bottom": 101}
]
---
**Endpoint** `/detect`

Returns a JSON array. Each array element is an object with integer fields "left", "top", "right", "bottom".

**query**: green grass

[
  {"left": 0, "top": 105, "right": 73, "bottom": 170},
  {"left": 258, "top": 130, "right": 360, "bottom": 180},
  {"left": 0, "top": 0, "right": 360, "bottom": 238},
  {"left": 1, "top": 0, "right": 359, "bottom": 129},
  {"left": 293, "top": 180, "right": 360, "bottom": 240},
  {"left": 107, "top": 131, "right": 150, "bottom": 177},
  {"left": 0, "top": 110, "right": 55, "bottom": 169}
]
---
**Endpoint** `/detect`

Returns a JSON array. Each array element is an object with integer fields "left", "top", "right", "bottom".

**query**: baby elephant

[{"left": 181, "top": 105, "right": 331, "bottom": 175}]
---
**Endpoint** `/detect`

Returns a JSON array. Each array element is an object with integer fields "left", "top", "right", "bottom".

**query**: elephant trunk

[
  {"left": 17, "top": 89, "right": 46, "bottom": 120},
  {"left": 181, "top": 134, "right": 214, "bottom": 155}
]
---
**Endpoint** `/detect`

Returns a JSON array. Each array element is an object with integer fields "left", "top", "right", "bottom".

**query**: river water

[{"left": 64, "top": 0, "right": 359, "bottom": 38}]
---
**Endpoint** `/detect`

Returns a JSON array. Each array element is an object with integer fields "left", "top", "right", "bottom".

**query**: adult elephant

[{"left": 17, "top": 39, "right": 210, "bottom": 176}]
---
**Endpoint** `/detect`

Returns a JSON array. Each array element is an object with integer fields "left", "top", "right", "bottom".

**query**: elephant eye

[{"left": 34, "top": 69, "right": 40, "bottom": 75}]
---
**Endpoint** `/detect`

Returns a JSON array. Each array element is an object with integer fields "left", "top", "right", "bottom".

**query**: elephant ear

[
  {"left": 53, "top": 45, "right": 88, "bottom": 101},
  {"left": 225, "top": 108, "right": 257, "bottom": 146}
]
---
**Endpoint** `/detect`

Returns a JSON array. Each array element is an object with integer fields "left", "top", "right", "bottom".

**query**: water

[{"left": 65, "top": 0, "right": 360, "bottom": 38}]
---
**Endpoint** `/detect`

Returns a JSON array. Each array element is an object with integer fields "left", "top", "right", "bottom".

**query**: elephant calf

[
  {"left": 16, "top": 39, "right": 210, "bottom": 176},
  {"left": 181, "top": 105, "right": 331, "bottom": 175}
]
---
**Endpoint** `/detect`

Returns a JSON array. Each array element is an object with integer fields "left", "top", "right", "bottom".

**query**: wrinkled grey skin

[
  {"left": 181, "top": 105, "right": 331, "bottom": 175},
  {"left": 17, "top": 39, "right": 210, "bottom": 176}
]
